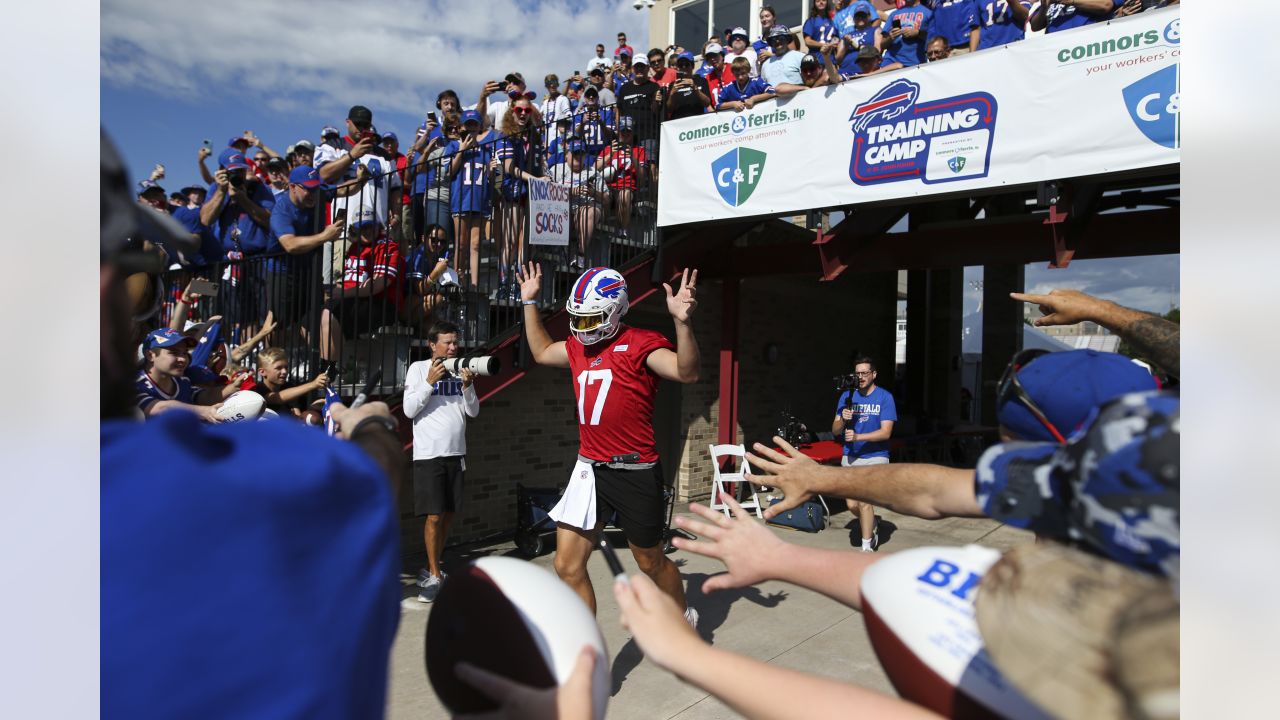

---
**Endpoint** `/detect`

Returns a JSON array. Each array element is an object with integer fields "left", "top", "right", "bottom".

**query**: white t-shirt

[
  {"left": 586, "top": 55, "right": 611, "bottom": 73},
  {"left": 539, "top": 94, "right": 573, "bottom": 145},
  {"left": 403, "top": 360, "right": 480, "bottom": 460},
  {"left": 724, "top": 47, "right": 760, "bottom": 77},
  {"left": 486, "top": 97, "right": 510, "bottom": 129}
]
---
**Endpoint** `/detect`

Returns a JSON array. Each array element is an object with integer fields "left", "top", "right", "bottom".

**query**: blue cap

[
  {"left": 321, "top": 125, "right": 341, "bottom": 138},
  {"left": 228, "top": 136, "right": 251, "bottom": 148},
  {"left": 676, "top": 51, "right": 695, "bottom": 63},
  {"left": 288, "top": 165, "right": 323, "bottom": 189},
  {"left": 137, "top": 179, "right": 165, "bottom": 195},
  {"left": 998, "top": 350, "right": 1159, "bottom": 442},
  {"left": 567, "top": 138, "right": 586, "bottom": 154},
  {"left": 976, "top": 390, "right": 1180, "bottom": 578},
  {"left": 218, "top": 148, "right": 249, "bottom": 171},
  {"left": 381, "top": 131, "right": 398, "bottom": 143},
  {"left": 461, "top": 109, "right": 481, "bottom": 126},
  {"left": 144, "top": 328, "right": 197, "bottom": 350}
]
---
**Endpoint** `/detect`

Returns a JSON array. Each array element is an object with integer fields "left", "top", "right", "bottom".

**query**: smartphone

[
  {"left": 189, "top": 278, "right": 219, "bottom": 297},
  {"left": 322, "top": 361, "right": 337, "bottom": 377},
  {"left": 359, "top": 130, "right": 376, "bottom": 143},
  {"left": 201, "top": 139, "right": 212, "bottom": 149},
  {"left": 427, "top": 111, "right": 439, "bottom": 124},
  {"left": 892, "top": 18, "right": 902, "bottom": 29}
]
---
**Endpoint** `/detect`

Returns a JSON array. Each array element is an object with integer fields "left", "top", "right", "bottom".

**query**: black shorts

[
  {"left": 594, "top": 463, "right": 666, "bottom": 549},
  {"left": 413, "top": 457, "right": 465, "bottom": 515}
]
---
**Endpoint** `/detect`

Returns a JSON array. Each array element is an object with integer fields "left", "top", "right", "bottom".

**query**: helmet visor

[{"left": 570, "top": 311, "right": 605, "bottom": 332}]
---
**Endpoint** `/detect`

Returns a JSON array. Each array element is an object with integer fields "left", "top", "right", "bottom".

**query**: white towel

[{"left": 548, "top": 460, "right": 598, "bottom": 531}]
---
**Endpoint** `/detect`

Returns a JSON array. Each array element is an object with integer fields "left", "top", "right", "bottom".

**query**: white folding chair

[{"left": 708, "top": 444, "right": 764, "bottom": 519}]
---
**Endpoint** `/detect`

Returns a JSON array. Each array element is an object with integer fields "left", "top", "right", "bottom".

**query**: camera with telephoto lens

[
  {"left": 776, "top": 411, "right": 812, "bottom": 447},
  {"left": 441, "top": 355, "right": 500, "bottom": 377},
  {"left": 227, "top": 171, "right": 245, "bottom": 188}
]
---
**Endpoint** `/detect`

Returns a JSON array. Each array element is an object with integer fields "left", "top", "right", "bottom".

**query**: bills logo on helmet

[
  {"left": 1123, "top": 65, "right": 1179, "bottom": 150},
  {"left": 849, "top": 80, "right": 997, "bottom": 187},
  {"left": 595, "top": 277, "right": 624, "bottom": 299}
]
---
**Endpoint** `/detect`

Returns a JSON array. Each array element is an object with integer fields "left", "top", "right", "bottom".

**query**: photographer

[
  {"left": 403, "top": 321, "right": 479, "bottom": 603},
  {"left": 831, "top": 356, "right": 896, "bottom": 552},
  {"left": 665, "top": 52, "right": 712, "bottom": 119}
]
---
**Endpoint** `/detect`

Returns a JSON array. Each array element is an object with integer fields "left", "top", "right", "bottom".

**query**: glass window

[
  {"left": 768, "top": 0, "right": 804, "bottom": 30},
  {"left": 674, "top": 0, "right": 710, "bottom": 56},
  {"left": 712, "top": 0, "right": 751, "bottom": 41}
]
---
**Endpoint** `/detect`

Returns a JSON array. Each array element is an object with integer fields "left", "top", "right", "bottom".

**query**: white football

[
  {"left": 860, "top": 545, "right": 1051, "bottom": 719},
  {"left": 598, "top": 164, "right": 616, "bottom": 182},
  {"left": 216, "top": 390, "right": 265, "bottom": 423}
]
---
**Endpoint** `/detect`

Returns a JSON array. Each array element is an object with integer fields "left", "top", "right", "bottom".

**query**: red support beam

[{"left": 717, "top": 276, "right": 740, "bottom": 499}]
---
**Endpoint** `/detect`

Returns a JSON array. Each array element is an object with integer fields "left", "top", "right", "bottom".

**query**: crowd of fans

[{"left": 126, "top": 0, "right": 1178, "bottom": 424}]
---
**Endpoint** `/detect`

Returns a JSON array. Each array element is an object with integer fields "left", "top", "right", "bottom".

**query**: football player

[{"left": 515, "top": 263, "right": 702, "bottom": 628}]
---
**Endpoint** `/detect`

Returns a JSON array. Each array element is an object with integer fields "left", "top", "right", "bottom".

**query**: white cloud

[{"left": 102, "top": 0, "right": 651, "bottom": 119}]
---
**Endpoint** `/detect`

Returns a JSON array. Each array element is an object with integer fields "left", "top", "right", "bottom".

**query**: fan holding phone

[{"left": 880, "top": 0, "right": 933, "bottom": 68}]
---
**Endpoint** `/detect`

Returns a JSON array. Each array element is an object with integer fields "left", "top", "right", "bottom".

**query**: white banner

[
  {"left": 658, "top": 10, "right": 1180, "bottom": 227},
  {"left": 528, "top": 176, "right": 571, "bottom": 246}
]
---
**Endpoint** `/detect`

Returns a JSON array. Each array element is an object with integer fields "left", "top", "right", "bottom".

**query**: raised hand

[
  {"left": 515, "top": 261, "right": 543, "bottom": 302},
  {"left": 259, "top": 309, "right": 277, "bottom": 337},
  {"left": 671, "top": 496, "right": 788, "bottom": 593},
  {"left": 663, "top": 267, "right": 698, "bottom": 323}
]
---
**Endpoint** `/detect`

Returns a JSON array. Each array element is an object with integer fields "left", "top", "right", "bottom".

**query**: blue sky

[{"left": 102, "top": 0, "right": 652, "bottom": 191}]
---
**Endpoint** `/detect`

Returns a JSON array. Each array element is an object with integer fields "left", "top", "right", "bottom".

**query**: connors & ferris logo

[{"left": 710, "top": 147, "right": 767, "bottom": 207}]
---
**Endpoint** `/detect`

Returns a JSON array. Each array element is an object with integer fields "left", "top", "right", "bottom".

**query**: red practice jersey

[{"left": 566, "top": 325, "right": 674, "bottom": 463}]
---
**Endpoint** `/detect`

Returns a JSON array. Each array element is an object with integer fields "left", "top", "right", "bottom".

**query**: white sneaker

[
  {"left": 418, "top": 574, "right": 443, "bottom": 602},
  {"left": 683, "top": 606, "right": 699, "bottom": 630}
]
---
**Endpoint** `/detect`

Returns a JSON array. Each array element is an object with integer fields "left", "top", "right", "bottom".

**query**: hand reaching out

[
  {"left": 663, "top": 268, "right": 698, "bottom": 323},
  {"left": 744, "top": 437, "right": 823, "bottom": 519},
  {"left": 1010, "top": 289, "right": 1109, "bottom": 327},
  {"left": 614, "top": 572, "right": 704, "bottom": 673},
  {"left": 671, "top": 496, "right": 788, "bottom": 593}
]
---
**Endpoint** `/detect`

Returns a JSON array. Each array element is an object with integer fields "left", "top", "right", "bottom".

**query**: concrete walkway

[{"left": 386, "top": 508, "right": 1033, "bottom": 719}]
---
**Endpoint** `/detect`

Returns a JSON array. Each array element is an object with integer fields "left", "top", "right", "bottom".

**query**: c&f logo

[
  {"left": 1123, "top": 64, "right": 1179, "bottom": 149},
  {"left": 948, "top": 156, "right": 967, "bottom": 173},
  {"left": 710, "top": 147, "right": 766, "bottom": 207}
]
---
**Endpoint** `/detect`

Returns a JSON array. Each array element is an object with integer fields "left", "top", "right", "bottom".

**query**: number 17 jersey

[{"left": 566, "top": 326, "right": 674, "bottom": 463}]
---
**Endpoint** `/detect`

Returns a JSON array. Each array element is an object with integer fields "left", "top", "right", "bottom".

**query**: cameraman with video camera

[
  {"left": 403, "top": 320, "right": 479, "bottom": 603},
  {"left": 832, "top": 356, "right": 896, "bottom": 552}
]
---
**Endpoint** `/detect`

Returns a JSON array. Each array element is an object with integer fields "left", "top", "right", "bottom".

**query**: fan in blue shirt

[
  {"left": 717, "top": 74, "right": 776, "bottom": 109},
  {"left": 1033, "top": 0, "right": 1123, "bottom": 33},
  {"left": 834, "top": 0, "right": 880, "bottom": 37},
  {"left": 978, "top": 0, "right": 1033, "bottom": 50},
  {"left": 803, "top": 0, "right": 840, "bottom": 62},
  {"left": 932, "top": 0, "right": 980, "bottom": 52},
  {"left": 882, "top": 1, "right": 934, "bottom": 68}
]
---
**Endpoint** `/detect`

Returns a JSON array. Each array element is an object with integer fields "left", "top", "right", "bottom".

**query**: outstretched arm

[
  {"left": 1011, "top": 289, "right": 1180, "bottom": 376},
  {"left": 646, "top": 268, "right": 700, "bottom": 383},
  {"left": 747, "top": 438, "right": 984, "bottom": 520},
  {"left": 515, "top": 262, "right": 570, "bottom": 368},
  {"left": 615, "top": 571, "right": 941, "bottom": 720}
]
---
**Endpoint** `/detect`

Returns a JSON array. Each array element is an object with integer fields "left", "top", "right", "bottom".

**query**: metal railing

[{"left": 159, "top": 101, "right": 664, "bottom": 396}]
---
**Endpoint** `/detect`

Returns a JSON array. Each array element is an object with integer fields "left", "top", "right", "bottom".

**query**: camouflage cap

[{"left": 974, "top": 390, "right": 1180, "bottom": 580}]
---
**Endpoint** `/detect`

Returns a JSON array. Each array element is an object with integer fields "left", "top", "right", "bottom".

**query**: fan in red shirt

[
  {"left": 594, "top": 116, "right": 648, "bottom": 240},
  {"left": 319, "top": 208, "right": 401, "bottom": 366},
  {"left": 516, "top": 262, "right": 702, "bottom": 628}
]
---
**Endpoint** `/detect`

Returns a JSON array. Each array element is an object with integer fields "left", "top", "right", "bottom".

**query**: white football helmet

[{"left": 566, "top": 267, "right": 629, "bottom": 345}]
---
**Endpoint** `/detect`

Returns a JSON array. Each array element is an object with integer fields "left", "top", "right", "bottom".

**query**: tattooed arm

[{"left": 1011, "top": 289, "right": 1180, "bottom": 376}]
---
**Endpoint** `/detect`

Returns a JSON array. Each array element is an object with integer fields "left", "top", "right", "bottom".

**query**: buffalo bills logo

[
  {"left": 590, "top": 356, "right": 603, "bottom": 368},
  {"left": 849, "top": 79, "right": 920, "bottom": 134},
  {"left": 595, "top": 277, "right": 624, "bottom": 299}
]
